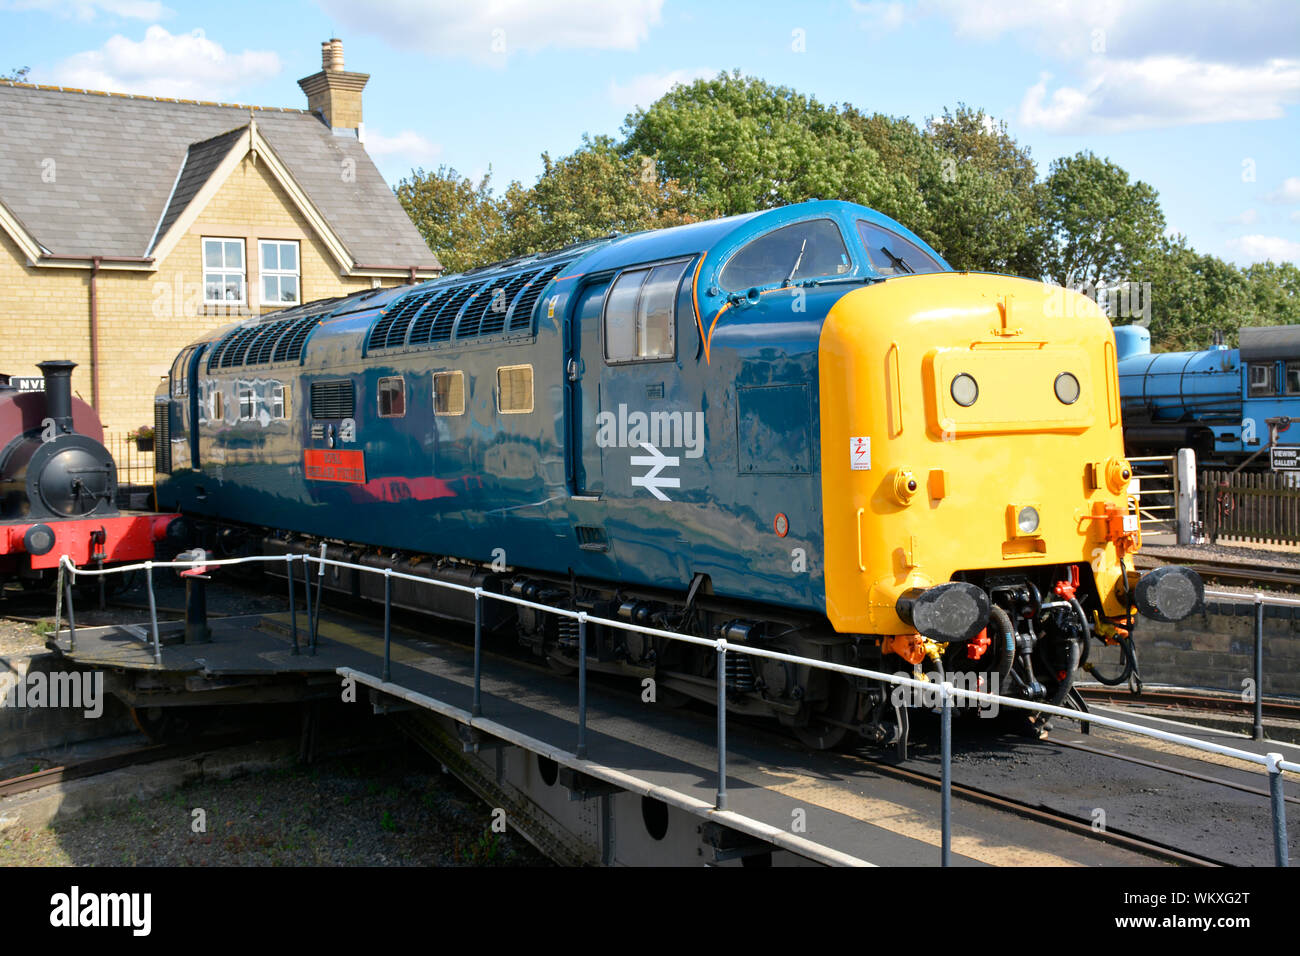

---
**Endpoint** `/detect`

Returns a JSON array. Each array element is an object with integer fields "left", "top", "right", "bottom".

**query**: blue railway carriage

[
  {"left": 154, "top": 200, "right": 1198, "bottom": 749},
  {"left": 1116, "top": 324, "right": 1300, "bottom": 463}
]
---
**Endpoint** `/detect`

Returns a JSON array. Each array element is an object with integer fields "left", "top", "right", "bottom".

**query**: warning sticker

[{"left": 850, "top": 436, "right": 871, "bottom": 471}]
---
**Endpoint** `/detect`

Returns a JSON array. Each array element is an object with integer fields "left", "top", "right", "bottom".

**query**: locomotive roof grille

[
  {"left": 270, "top": 315, "right": 324, "bottom": 364},
  {"left": 424, "top": 283, "right": 479, "bottom": 344},
  {"left": 455, "top": 282, "right": 497, "bottom": 339},
  {"left": 400, "top": 288, "right": 449, "bottom": 346},
  {"left": 508, "top": 261, "right": 570, "bottom": 331},
  {"left": 367, "top": 287, "right": 437, "bottom": 352},
  {"left": 479, "top": 269, "right": 537, "bottom": 337}
]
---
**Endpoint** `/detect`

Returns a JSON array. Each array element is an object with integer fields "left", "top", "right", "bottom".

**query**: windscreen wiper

[
  {"left": 880, "top": 246, "right": 914, "bottom": 274},
  {"left": 785, "top": 239, "right": 808, "bottom": 284}
]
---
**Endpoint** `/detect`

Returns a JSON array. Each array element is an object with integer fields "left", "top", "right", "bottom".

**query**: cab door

[{"left": 566, "top": 277, "right": 610, "bottom": 497}]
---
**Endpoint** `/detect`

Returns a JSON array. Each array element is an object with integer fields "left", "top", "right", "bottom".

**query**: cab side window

[
  {"left": 857, "top": 221, "right": 945, "bottom": 276},
  {"left": 604, "top": 259, "right": 689, "bottom": 363},
  {"left": 720, "top": 219, "right": 850, "bottom": 291},
  {"left": 1285, "top": 361, "right": 1300, "bottom": 395},
  {"left": 1248, "top": 363, "right": 1277, "bottom": 397}
]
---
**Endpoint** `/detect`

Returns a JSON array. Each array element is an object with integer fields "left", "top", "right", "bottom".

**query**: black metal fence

[{"left": 103, "top": 431, "right": 155, "bottom": 497}]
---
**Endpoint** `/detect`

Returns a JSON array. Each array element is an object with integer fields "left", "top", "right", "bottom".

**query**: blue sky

[{"left": 3, "top": 0, "right": 1298, "bottom": 265}]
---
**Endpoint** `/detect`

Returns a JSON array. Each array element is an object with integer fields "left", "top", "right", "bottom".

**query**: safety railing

[
  {"left": 1128, "top": 455, "right": 1178, "bottom": 537},
  {"left": 53, "top": 551, "right": 1298, "bottom": 868}
]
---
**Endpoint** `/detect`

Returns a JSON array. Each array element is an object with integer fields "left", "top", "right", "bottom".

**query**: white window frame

[
  {"left": 238, "top": 384, "right": 257, "bottom": 422},
  {"left": 259, "top": 239, "right": 301, "bottom": 307},
  {"left": 272, "top": 384, "right": 286, "bottom": 420},
  {"left": 203, "top": 237, "right": 247, "bottom": 305},
  {"left": 434, "top": 370, "right": 465, "bottom": 416},
  {"left": 496, "top": 364, "right": 534, "bottom": 415}
]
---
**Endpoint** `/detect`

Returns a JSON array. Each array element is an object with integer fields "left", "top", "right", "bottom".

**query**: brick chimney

[{"left": 298, "top": 38, "right": 369, "bottom": 136}]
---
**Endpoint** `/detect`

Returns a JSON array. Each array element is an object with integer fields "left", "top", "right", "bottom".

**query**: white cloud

[
  {"left": 317, "top": 0, "right": 663, "bottom": 61},
  {"left": 0, "top": 0, "right": 171, "bottom": 19},
  {"left": 362, "top": 128, "right": 442, "bottom": 166},
  {"left": 1225, "top": 234, "right": 1300, "bottom": 264},
  {"left": 861, "top": 1, "right": 1300, "bottom": 133},
  {"left": 850, "top": 0, "right": 906, "bottom": 31},
  {"left": 608, "top": 68, "right": 716, "bottom": 110},
  {"left": 1265, "top": 177, "right": 1300, "bottom": 204},
  {"left": 1019, "top": 57, "right": 1300, "bottom": 132},
  {"left": 1226, "top": 209, "right": 1260, "bottom": 226},
  {"left": 51, "top": 26, "right": 280, "bottom": 99}
]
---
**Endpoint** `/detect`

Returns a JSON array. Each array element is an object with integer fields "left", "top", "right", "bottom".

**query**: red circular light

[{"left": 773, "top": 513, "right": 789, "bottom": 537}]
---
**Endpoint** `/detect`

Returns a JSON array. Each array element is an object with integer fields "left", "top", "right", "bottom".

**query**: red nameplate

[{"left": 304, "top": 449, "right": 366, "bottom": 483}]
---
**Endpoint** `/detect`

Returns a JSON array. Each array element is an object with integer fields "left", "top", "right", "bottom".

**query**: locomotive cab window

[
  {"left": 719, "top": 219, "right": 850, "bottom": 291},
  {"left": 497, "top": 364, "right": 534, "bottom": 414},
  {"left": 1248, "top": 362, "right": 1278, "bottom": 397},
  {"left": 604, "top": 259, "right": 689, "bottom": 364},
  {"left": 434, "top": 371, "right": 465, "bottom": 416},
  {"left": 170, "top": 347, "right": 194, "bottom": 397},
  {"left": 1286, "top": 361, "right": 1300, "bottom": 395},
  {"left": 857, "top": 221, "right": 944, "bottom": 276},
  {"left": 378, "top": 376, "right": 406, "bottom": 418}
]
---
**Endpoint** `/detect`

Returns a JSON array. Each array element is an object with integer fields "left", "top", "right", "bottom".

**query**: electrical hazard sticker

[{"left": 850, "top": 437, "right": 871, "bottom": 471}]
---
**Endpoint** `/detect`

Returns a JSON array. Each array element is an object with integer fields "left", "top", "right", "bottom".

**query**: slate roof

[{"left": 0, "top": 83, "right": 440, "bottom": 271}]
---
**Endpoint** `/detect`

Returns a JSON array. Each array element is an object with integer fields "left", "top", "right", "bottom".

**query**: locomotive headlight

[
  {"left": 950, "top": 373, "right": 979, "bottom": 407},
  {"left": 1054, "top": 372, "right": 1081, "bottom": 404},
  {"left": 1016, "top": 506, "right": 1040, "bottom": 535}
]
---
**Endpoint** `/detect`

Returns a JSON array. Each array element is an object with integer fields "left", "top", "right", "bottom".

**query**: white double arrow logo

[{"left": 630, "top": 442, "right": 680, "bottom": 501}]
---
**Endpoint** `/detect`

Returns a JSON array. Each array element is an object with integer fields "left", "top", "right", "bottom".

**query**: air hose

[{"left": 988, "top": 606, "right": 1016, "bottom": 688}]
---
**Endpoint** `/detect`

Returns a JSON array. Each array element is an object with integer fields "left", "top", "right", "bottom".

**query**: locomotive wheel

[{"left": 793, "top": 676, "right": 858, "bottom": 750}]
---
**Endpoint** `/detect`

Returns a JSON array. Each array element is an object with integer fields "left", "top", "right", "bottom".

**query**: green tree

[
  {"left": 1240, "top": 261, "right": 1300, "bottom": 329},
  {"left": 393, "top": 166, "right": 506, "bottom": 274},
  {"left": 1136, "top": 236, "right": 1247, "bottom": 350},
  {"left": 919, "top": 105, "right": 1044, "bottom": 276},
  {"left": 1040, "top": 151, "right": 1165, "bottom": 288},
  {"left": 3, "top": 66, "right": 29, "bottom": 82},
  {"left": 622, "top": 71, "right": 920, "bottom": 225},
  {"left": 499, "top": 135, "right": 699, "bottom": 258}
]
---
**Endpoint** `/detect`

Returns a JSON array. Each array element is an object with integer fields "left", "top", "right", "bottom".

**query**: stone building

[{"left": 0, "top": 38, "right": 440, "bottom": 433}]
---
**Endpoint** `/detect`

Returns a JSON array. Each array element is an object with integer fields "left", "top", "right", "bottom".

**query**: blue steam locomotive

[{"left": 1116, "top": 324, "right": 1300, "bottom": 464}]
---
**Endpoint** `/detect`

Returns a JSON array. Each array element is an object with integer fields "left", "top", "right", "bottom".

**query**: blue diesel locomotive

[
  {"left": 154, "top": 200, "right": 1198, "bottom": 749},
  {"left": 1117, "top": 324, "right": 1300, "bottom": 463}
]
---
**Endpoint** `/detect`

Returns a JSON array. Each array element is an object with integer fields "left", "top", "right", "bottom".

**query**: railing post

[
  {"left": 64, "top": 567, "right": 76, "bottom": 652},
  {"left": 311, "top": 543, "right": 326, "bottom": 653},
  {"left": 1267, "top": 753, "right": 1290, "bottom": 868},
  {"left": 577, "top": 612, "right": 588, "bottom": 759},
  {"left": 286, "top": 554, "right": 299, "bottom": 656},
  {"left": 302, "top": 554, "right": 314, "bottom": 652},
  {"left": 940, "top": 681, "right": 953, "bottom": 867},
  {"left": 145, "top": 561, "right": 161, "bottom": 667},
  {"left": 472, "top": 588, "right": 483, "bottom": 717},
  {"left": 54, "top": 559, "right": 64, "bottom": 643},
  {"left": 382, "top": 568, "right": 392, "bottom": 683},
  {"left": 1254, "top": 595, "right": 1265, "bottom": 742},
  {"left": 716, "top": 642, "right": 728, "bottom": 811}
]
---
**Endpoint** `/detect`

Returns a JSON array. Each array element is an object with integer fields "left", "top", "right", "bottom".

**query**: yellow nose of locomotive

[{"left": 818, "top": 273, "right": 1136, "bottom": 635}]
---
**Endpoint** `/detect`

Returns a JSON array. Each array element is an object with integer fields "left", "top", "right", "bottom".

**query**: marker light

[
  {"left": 1054, "top": 372, "right": 1081, "bottom": 404},
  {"left": 951, "top": 373, "right": 979, "bottom": 407}
]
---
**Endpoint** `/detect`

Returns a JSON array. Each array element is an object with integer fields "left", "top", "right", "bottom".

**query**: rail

[{"left": 53, "top": 551, "right": 1298, "bottom": 867}]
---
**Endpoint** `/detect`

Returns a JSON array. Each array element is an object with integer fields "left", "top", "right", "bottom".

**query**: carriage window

[
  {"left": 1248, "top": 363, "right": 1277, "bottom": 397},
  {"left": 434, "top": 371, "right": 465, "bottom": 416},
  {"left": 272, "top": 385, "right": 286, "bottom": 420},
  {"left": 238, "top": 387, "right": 256, "bottom": 421},
  {"left": 857, "top": 221, "right": 945, "bottom": 276},
  {"left": 720, "top": 219, "right": 850, "bottom": 291},
  {"left": 378, "top": 376, "right": 406, "bottom": 418},
  {"left": 604, "top": 259, "right": 688, "bottom": 363},
  {"left": 497, "top": 365, "right": 533, "bottom": 414},
  {"left": 1286, "top": 362, "right": 1300, "bottom": 395}
]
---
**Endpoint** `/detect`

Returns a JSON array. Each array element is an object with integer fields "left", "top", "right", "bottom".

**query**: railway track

[
  {"left": 1078, "top": 685, "right": 1300, "bottom": 721},
  {"left": 1133, "top": 552, "right": 1300, "bottom": 590},
  {"left": 850, "top": 751, "right": 1226, "bottom": 867}
]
